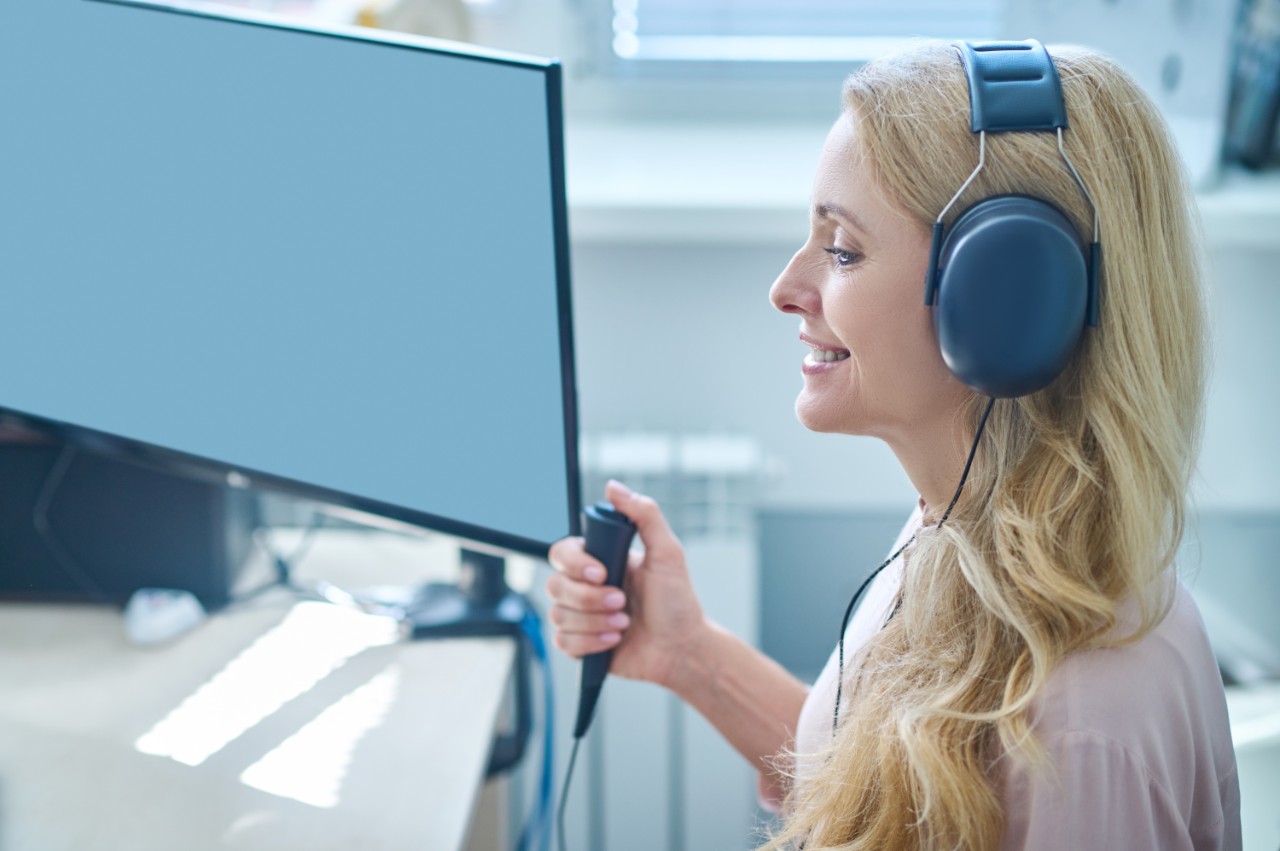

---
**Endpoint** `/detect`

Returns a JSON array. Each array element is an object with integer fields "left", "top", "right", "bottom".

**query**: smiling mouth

[
  {"left": 799, "top": 332, "right": 850, "bottom": 362},
  {"left": 807, "top": 347, "right": 850, "bottom": 363}
]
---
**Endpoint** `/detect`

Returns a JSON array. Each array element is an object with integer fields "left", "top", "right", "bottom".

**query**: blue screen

[{"left": 0, "top": 0, "right": 577, "bottom": 551}]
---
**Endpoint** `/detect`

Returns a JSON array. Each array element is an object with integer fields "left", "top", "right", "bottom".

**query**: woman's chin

[{"left": 794, "top": 396, "right": 855, "bottom": 434}]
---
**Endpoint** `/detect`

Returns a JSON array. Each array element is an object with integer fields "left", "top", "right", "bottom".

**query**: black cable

[
  {"left": 271, "top": 516, "right": 323, "bottom": 587},
  {"left": 832, "top": 396, "right": 996, "bottom": 737},
  {"left": 228, "top": 508, "right": 326, "bottom": 605},
  {"left": 936, "top": 396, "right": 997, "bottom": 529},
  {"left": 31, "top": 444, "right": 112, "bottom": 604},
  {"left": 556, "top": 736, "right": 583, "bottom": 851},
  {"left": 831, "top": 533, "right": 915, "bottom": 738}
]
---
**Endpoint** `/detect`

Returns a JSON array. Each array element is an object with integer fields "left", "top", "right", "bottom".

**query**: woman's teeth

[{"left": 809, "top": 348, "right": 850, "bottom": 362}]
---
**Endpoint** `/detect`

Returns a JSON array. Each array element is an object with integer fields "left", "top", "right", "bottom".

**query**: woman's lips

[
  {"left": 798, "top": 332, "right": 850, "bottom": 375},
  {"left": 799, "top": 331, "right": 850, "bottom": 354},
  {"left": 801, "top": 352, "right": 850, "bottom": 375}
]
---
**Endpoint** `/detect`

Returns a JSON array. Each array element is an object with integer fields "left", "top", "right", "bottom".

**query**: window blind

[{"left": 613, "top": 0, "right": 1003, "bottom": 61}]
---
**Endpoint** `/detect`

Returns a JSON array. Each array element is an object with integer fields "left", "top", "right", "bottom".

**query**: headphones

[{"left": 924, "top": 40, "right": 1102, "bottom": 399}]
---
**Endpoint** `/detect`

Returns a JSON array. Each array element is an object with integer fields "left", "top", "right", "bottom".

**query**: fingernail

[
  {"left": 607, "top": 479, "right": 633, "bottom": 498},
  {"left": 604, "top": 591, "right": 625, "bottom": 609},
  {"left": 599, "top": 632, "right": 621, "bottom": 644},
  {"left": 607, "top": 612, "right": 630, "bottom": 629},
  {"left": 584, "top": 565, "right": 606, "bottom": 583}
]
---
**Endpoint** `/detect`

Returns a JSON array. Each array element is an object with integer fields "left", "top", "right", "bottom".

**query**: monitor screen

[{"left": 0, "top": 0, "right": 581, "bottom": 556}]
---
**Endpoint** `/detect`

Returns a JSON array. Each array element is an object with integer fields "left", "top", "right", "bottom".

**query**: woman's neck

[{"left": 884, "top": 408, "right": 979, "bottom": 526}]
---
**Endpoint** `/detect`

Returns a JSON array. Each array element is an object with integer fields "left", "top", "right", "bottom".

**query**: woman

[{"left": 547, "top": 40, "right": 1240, "bottom": 850}]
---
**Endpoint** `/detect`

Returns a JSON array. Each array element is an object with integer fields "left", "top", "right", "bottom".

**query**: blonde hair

[{"left": 761, "top": 42, "right": 1207, "bottom": 850}]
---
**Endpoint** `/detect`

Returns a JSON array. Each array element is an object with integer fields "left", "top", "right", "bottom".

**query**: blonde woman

[{"left": 547, "top": 40, "right": 1239, "bottom": 850}]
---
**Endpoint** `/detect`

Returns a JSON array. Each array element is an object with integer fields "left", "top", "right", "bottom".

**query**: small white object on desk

[{"left": 123, "top": 587, "right": 207, "bottom": 645}]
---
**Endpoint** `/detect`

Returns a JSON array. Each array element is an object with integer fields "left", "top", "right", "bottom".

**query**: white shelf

[
  {"left": 566, "top": 121, "right": 1280, "bottom": 250},
  {"left": 1197, "top": 169, "right": 1280, "bottom": 250},
  {"left": 565, "top": 120, "right": 822, "bottom": 244}
]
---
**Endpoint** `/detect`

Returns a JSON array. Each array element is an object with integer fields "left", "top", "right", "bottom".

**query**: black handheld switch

[{"left": 572, "top": 502, "right": 637, "bottom": 739}]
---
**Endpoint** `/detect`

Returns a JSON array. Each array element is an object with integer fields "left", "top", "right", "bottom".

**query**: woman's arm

[{"left": 664, "top": 618, "right": 808, "bottom": 794}]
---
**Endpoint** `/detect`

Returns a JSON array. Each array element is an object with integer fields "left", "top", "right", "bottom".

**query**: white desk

[{"left": 0, "top": 528, "right": 518, "bottom": 851}]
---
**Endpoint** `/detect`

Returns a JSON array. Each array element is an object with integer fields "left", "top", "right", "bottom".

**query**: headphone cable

[{"left": 832, "top": 396, "right": 996, "bottom": 736}]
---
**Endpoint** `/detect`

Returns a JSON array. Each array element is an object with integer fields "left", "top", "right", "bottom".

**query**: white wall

[{"left": 1198, "top": 247, "right": 1280, "bottom": 511}]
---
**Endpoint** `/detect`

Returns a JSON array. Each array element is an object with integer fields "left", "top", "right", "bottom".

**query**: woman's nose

[{"left": 769, "top": 250, "right": 818, "bottom": 316}]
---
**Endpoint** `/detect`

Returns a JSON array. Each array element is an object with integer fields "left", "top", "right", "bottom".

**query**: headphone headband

[
  {"left": 924, "top": 38, "right": 1102, "bottom": 398},
  {"left": 954, "top": 40, "right": 1067, "bottom": 134}
]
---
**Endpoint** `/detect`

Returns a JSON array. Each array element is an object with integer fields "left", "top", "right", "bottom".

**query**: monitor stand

[{"left": 406, "top": 548, "right": 533, "bottom": 778}]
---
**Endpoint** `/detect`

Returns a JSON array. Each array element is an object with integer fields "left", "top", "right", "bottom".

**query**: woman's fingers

[
  {"left": 548, "top": 603, "right": 631, "bottom": 635},
  {"left": 547, "top": 537, "right": 609, "bottom": 584},
  {"left": 545, "top": 571, "right": 627, "bottom": 614},
  {"left": 545, "top": 481, "right": 682, "bottom": 668},
  {"left": 544, "top": 573, "right": 631, "bottom": 660},
  {"left": 552, "top": 629, "right": 622, "bottom": 659},
  {"left": 603, "top": 480, "right": 682, "bottom": 563},
  {"left": 546, "top": 533, "right": 633, "bottom": 660}
]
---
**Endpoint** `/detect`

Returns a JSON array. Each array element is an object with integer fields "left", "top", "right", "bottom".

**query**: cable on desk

[
  {"left": 233, "top": 513, "right": 414, "bottom": 625},
  {"left": 516, "top": 601, "right": 555, "bottom": 851},
  {"left": 229, "top": 509, "right": 327, "bottom": 606}
]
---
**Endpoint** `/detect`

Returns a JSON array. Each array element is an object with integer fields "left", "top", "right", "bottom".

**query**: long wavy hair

[{"left": 761, "top": 42, "right": 1208, "bottom": 850}]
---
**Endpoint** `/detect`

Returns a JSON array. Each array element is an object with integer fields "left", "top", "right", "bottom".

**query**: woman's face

[{"left": 769, "top": 112, "right": 967, "bottom": 441}]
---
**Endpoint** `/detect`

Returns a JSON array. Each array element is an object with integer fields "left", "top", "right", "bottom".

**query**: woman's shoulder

[
  {"left": 1025, "top": 579, "right": 1237, "bottom": 805},
  {"left": 1034, "top": 580, "right": 1227, "bottom": 739},
  {"left": 1000, "top": 581, "right": 1241, "bottom": 849}
]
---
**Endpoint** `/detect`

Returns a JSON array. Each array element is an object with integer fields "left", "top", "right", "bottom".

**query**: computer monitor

[{"left": 0, "top": 0, "right": 581, "bottom": 558}]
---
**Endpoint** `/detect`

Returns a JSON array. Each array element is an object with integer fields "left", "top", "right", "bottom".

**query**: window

[{"left": 610, "top": 0, "right": 1004, "bottom": 64}]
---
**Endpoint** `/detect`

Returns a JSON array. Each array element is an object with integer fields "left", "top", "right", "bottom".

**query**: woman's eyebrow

[{"left": 812, "top": 201, "right": 869, "bottom": 236}]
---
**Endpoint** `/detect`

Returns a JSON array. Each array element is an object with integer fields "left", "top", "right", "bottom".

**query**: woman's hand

[{"left": 546, "top": 479, "right": 707, "bottom": 688}]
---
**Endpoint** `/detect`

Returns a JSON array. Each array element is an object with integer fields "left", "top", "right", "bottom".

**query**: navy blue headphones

[{"left": 924, "top": 40, "right": 1102, "bottom": 399}]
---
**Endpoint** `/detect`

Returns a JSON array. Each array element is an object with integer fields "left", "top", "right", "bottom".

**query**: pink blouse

[{"left": 761, "top": 503, "right": 1242, "bottom": 850}]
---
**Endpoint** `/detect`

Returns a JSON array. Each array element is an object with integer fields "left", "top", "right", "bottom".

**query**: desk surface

[{"left": 0, "top": 528, "right": 517, "bottom": 851}]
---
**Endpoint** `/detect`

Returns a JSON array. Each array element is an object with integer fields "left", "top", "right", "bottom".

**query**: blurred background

[{"left": 11, "top": 0, "right": 1280, "bottom": 848}]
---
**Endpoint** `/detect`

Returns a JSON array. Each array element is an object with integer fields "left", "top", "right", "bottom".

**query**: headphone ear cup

[{"left": 933, "top": 196, "right": 1088, "bottom": 398}]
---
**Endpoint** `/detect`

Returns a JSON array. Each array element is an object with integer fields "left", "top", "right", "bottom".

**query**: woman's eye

[{"left": 823, "top": 247, "right": 860, "bottom": 268}]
